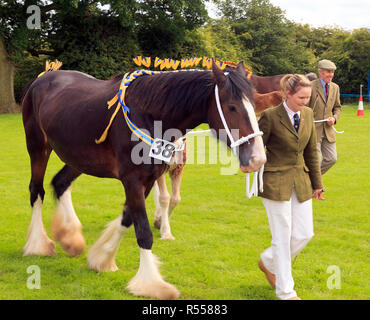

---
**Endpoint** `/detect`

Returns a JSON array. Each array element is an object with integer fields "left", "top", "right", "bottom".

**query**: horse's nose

[{"left": 240, "top": 154, "right": 266, "bottom": 173}]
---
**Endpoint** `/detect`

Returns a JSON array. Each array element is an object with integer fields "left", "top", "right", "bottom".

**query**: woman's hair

[{"left": 280, "top": 74, "right": 311, "bottom": 99}]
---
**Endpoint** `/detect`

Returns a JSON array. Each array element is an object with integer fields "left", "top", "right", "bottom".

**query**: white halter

[
  {"left": 215, "top": 85, "right": 264, "bottom": 198},
  {"left": 214, "top": 85, "right": 264, "bottom": 152}
]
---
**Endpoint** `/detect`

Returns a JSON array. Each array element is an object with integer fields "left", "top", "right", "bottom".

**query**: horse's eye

[{"left": 228, "top": 105, "right": 237, "bottom": 112}]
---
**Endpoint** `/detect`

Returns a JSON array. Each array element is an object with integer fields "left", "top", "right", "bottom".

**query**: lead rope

[
  {"left": 215, "top": 85, "right": 265, "bottom": 199},
  {"left": 314, "top": 118, "right": 344, "bottom": 133},
  {"left": 246, "top": 165, "right": 264, "bottom": 199}
]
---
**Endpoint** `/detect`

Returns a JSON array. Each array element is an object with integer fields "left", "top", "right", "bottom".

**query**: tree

[
  {"left": 1, "top": 1, "right": 209, "bottom": 113},
  {"left": 133, "top": 0, "right": 208, "bottom": 58},
  {"left": 323, "top": 28, "right": 370, "bottom": 95},
  {"left": 293, "top": 24, "right": 369, "bottom": 95},
  {"left": 214, "top": 0, "right": 315, "bottom": 75},
  {"left": 0, "top": 0, "right": 50, "bottom": 113},
  {"left": 47, "top": 4, "right": 139, "bottom": 79},
  {"left": 198, "top": 18, "right": 252, "bottom": 63}
]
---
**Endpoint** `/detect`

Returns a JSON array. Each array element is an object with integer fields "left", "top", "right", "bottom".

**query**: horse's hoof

[
  {"left": 52, "top": 224, "right": 85, "bottom": 257},
  {"left": 127, "top": 278, "right": 180, "bottom": 300},
  {"left": 59, "top": 232, "right": 85, "bottom": 257},
  {"left": 160, "top": 234, "right": 176, "bottom": 241},
  {"left": 154, "top": 218, "right": 161, "bottom": 230},
  {"left": 127, "top": 249, "right": 180, "bottom": 299},
  {"left": 87, "top": 246, "right": 119, "bottom": 272},
  {"left": 87, "top": 255, "right": 119, "bottom": 272},
  {"left": 23, "top": 238, "right": 56, "bottom": 257},
  {"left": 88, "top": 259, "right": 119, "bottom": 272}
]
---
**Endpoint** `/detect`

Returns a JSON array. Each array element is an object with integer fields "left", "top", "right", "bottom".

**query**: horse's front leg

[
  {"left": 125, "top": 179, "right": 180, "bottom": 300},
  {"left": 87, "top": 210, "right": 129, "bottom": 272}
]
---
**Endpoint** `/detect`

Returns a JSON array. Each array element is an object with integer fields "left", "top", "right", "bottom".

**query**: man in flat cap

[{"left": 308, "top": 59, "right": 342, "bottom": 175}]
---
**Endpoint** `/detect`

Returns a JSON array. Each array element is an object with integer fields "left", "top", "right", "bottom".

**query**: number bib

[{"left": 149, "top": 138, "right": 176, "bottom": 163}]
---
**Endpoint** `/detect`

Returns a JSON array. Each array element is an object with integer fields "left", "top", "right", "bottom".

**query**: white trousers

[{"left": 261, "top": 189, "right": 314, "bottom": 300}]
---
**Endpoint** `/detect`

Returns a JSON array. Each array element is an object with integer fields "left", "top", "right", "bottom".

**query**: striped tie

[{"left": 293, "top": 113, "right": 300, "bottom": 132}]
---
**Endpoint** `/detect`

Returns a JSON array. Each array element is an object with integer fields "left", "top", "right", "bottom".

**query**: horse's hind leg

[
  {"left": 51, "top": 165, "right": 85, "bottom": 256},
  {"left": 168, "top": 164, "right": 184, "bottom": 218},
  {"left": 153, "top": 174, "right": 175, "bottom": 240},
  {"left": 23, "top": 142, "right": 55, "bottom": 256}
]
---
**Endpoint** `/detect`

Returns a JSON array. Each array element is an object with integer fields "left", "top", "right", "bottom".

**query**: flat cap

[{"left": 318, "top": 59, "right": 337, "bottom": 70}]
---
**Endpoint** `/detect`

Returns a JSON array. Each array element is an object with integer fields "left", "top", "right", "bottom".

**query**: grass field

[{"left": 0, "top": 104, "right": 369, "bottom": 300}]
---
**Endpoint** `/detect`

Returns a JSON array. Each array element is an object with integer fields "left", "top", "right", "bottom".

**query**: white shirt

[{"left": 283, "top": 101, "right": 300, "bottom": 127}]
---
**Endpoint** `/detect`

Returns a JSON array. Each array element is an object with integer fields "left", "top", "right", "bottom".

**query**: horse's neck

[
  {"left": 159, "top": 114, "right": 207, "bottom": 137},
  {"left": 139, "top": 98, "right": 209, "bottom": 136}
]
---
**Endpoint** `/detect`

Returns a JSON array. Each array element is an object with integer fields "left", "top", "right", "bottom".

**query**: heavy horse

[
  {"left": 151, "top": 69, "right": 316, "bottom": 239},
  {"left": 21, "top": 61, "right": 266, "bottom": 299}
]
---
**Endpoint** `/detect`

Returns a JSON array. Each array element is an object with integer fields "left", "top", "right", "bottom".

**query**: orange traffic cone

[{"left": 357, "top": 95, "right": 364, "bottom": 116}]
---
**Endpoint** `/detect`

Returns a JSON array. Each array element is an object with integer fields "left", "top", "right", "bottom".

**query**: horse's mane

[{"left": 112, "top": 68, "right": 254, "bottom": 120}]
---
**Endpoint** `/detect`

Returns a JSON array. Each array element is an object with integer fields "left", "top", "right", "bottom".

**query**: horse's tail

[
  {"left": 20, "top": 78, "right": 37, "bottom": 105},
  {"left": 20, "top": 60, "right": 63, "bottom": 106}
]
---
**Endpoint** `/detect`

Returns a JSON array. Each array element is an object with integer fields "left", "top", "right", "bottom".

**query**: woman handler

[{"left": 257, "top": 74, "right": 324, "bottom": 300}]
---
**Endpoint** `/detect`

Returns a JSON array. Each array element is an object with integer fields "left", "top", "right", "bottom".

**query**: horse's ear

[
  {"left": 236, "top": 61, "right": 247, "bottom": 77},
  {"left": 212, "top": 59, "right": 226, "bottom": 87}
]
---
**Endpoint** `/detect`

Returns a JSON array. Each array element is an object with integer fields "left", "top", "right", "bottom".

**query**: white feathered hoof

[
  {"left": 57, "top": 229, "right": 85, "bottom": 257},
  {"left": 160, "top": 233, "right": 176, "bottom": 241},
  {"left": 127, "top": 248, "right": 180, "bottom": 300},
  {"left": 87, "top": 216, "right": 127, "bottom": 272},
  {"left": 87, "top": 243, "right": 119, "bottom": 272},
  {"left": 51, "top": 210, "right": 85, "bottom": 257},
  {"left": 51, "top": 188, "right": 85, "bottom": 256},
  {"left": 23, "top": 235, "right": 56, "bottom": 257},
  {"left": 23, "top": 196, "right": 57, "bottom": 257},
  {"left": 127, "top": 276, "right": 180, "bottom": 300}
]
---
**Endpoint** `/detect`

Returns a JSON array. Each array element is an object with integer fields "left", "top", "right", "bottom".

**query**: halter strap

[
  {"left": 214, "top": 85, "right": 263, "bottom": 151},
  {"left": 96, "top": 70, "right": 264, "bottom": 149}
]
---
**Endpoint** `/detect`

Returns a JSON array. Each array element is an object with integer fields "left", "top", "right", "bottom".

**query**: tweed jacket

[
  {"left": 308, "top": 79, "right": 342, "bottom": 143},
  {"left": 258, "top": 104, "right": 323, "bottom": 202}
]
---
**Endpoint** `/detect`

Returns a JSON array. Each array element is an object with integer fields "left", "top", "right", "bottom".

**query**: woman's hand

[{"left": 313, "top": 189, "right": 325, "bottom": 200}]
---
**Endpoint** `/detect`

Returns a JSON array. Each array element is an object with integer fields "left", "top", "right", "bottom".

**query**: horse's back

[
  {"left": 24, "top": 70, "right": 116, "bottom": 138},
  {"left": 22, "top": 70, "right": 121, "bottom": 178}
]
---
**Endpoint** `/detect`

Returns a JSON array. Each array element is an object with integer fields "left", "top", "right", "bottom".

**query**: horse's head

[{"left": 207, "top": 61, "right": 266, "bottom": 173}]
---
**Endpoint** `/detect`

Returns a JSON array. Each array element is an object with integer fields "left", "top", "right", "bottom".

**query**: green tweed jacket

[
  {"left": 258, "top": 104, "right": 323, "bottom": 202},
  {"left": 308, "top": 79, "right": 342, "bottom": 143}
]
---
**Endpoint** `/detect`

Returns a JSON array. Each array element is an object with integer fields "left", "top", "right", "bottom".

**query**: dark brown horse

[{"left": 21, "top": 61, "right": 266, "bottom": 299}]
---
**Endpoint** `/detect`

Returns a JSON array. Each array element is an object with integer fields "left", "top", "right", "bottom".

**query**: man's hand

[
  {"left": 327, "top": 117, "right": 336, "bottom": 126},
  {"left": 313, "top": 189, "right": 325, "bottom": 200}
]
